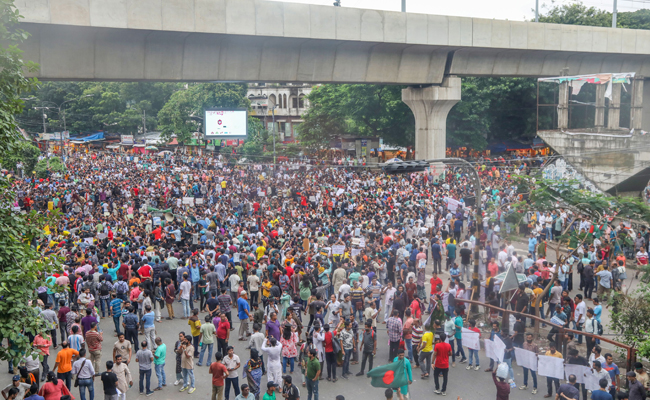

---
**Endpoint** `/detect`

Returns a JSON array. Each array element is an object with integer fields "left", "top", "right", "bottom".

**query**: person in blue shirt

[
  {"left": 189, "top": 262, "right": 200, "bottom": 301},
  {"left": 237, "top": 291, "right": 251, "bottom": 340},
  {"left": 528, "top": 234, "right": 538, "bottom": 261},
  {"left": 142, "top": 304, "right": 156, "bottom": 350},
  {"left": 453, "top": 218, "right": 463, "bottom": 242},
  {"left": 431, "top": 239, "right": 442, "bottom": 274},
  {"left": 109, "top": 293, "right": 124, "bottom": 335},
  {"left": 591, "top": 378, "right": 613, "bottom": 400},
  {"left": 446, "top": 242, "right": 457, "bottom": 272}
]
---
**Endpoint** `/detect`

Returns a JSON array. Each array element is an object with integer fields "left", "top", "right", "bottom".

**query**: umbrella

[
  {"left": 157, "top": 150, "right": 172, "bottom": 156},
  {"left": 145, "top": 146, "right": 158, "bottom": 150},
  {"left": 385, "top": 158, "right": 402, "bottom": 164}
]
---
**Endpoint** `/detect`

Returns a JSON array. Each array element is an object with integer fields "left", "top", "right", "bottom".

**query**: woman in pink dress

[{"left": 280, "top": 324, "right": 299, "bottom": 374}]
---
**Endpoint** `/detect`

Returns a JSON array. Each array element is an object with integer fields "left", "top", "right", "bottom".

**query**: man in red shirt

[
  {"left": 216, "top": 314, "right": 230, "bottom": 356},
  {"left": 433, "top": 332, "right": 452, "bottom": 395},
  {"left": 138, "top": 263, "right": 152, "bottom": 280},
  {"left": 209, "top": 352, "right": 228, "bottom": 400},
  {"left": 323, "top": 324, "right": 337, "bottom": 381}
]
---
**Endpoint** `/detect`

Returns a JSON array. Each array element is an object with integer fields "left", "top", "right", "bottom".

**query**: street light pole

[
  {"left": 535, "top": 0, "right": 539, "bottom": 22},
  {"left": 272, "top": 105, "right": 276, "bottom": 173},
  {"left": 401, "top": 0, "right": 406, "bottom": 12},
  {"left": 612, "top": 0, "right": 617, "bottom": 27}
]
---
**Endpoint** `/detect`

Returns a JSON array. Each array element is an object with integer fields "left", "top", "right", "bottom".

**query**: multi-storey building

[{"left": 247, "top": 83, "right": 313, "bottom": 143}]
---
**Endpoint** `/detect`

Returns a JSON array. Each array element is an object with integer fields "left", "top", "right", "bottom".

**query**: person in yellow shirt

[
  {"left": 417, "top": 329, "right": 434, "bottom": 378},
  {"left": 255, "top": 244, "right": 266, "bottom": 260},
  {"left": 261, "top": 277, "right": 272, "bottom": 300},
  {"left": 188, "top": 308, "right": 202, "bottom": 357},
  {"left": 544, "top": 342, "right": 563, "bottom": 396}
]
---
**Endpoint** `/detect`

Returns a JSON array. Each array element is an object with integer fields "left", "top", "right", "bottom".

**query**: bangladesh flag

[{"left": 367, "top": 359, "right": 409, "bottom": 389}]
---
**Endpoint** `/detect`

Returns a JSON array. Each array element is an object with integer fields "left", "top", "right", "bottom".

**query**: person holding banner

[{"left": 519, "top": 333, "right": 538, "bottom": 394}]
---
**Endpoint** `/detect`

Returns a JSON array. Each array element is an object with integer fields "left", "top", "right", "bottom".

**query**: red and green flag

[{"left": 367, "top": 359, "right": 409, "bottom": 389}]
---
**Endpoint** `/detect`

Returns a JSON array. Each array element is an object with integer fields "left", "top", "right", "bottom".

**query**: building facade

[{"left": 247, "top": 83, "right": 313, "bottom": 143}]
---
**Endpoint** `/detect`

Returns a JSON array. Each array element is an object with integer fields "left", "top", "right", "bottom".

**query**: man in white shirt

[
  {"left": 179, "top": 274, "right": 192, "bottom": 318},
  {"left": 382, "top": 282, "right": 397, "bottom": 323},
  {"left": 497, "top": 245, "right": 509, "bottom": 272},
  {"left": 573, "top": 294, "right": 586, "bottom": 345}
]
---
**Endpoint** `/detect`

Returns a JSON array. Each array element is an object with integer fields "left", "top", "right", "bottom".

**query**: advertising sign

[{"left": 204, "top": 108, "right": 248, "bottom": 139}]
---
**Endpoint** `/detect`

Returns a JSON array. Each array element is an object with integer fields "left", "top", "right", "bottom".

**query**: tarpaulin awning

[
  {"left": 69, "top": 132, "right": 104, "bottom": 143},
  {"left": 538, "top": 72, "right": 635, "bottom": 85}
]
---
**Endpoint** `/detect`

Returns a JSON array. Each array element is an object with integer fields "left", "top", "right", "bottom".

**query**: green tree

[
  {"left": 609, "top": 285, "right": 650, "bottom": 359},
  {"left": 298, "top": 84, "right": 414, "bottom": 148},
  {"left": 506, "top": 176, "right": 650, "bottom": 334},
  {"left": 0, "top": 140, "right": 40, "bottom": 174},
  {"left": 0, "top": 0, "right": 62, "bottom": 364},
  {"left": 157, "top": 83, "right": 249, "bottom": 144},
  {"left": 34, "top": 156, "right": 66, "bottom": 178},
  {"left": 538, "top": 2, "right": 611, "bottom": 26},
  {"left": 19, "top": 82, "right": 178, "bottom": 135}
]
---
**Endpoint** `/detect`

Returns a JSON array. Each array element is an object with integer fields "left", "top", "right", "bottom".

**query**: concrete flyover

[
  {"left": 16, "top": 0, "right": 650, "bottom": 84},
  {"left": 15, "top": 0, "right": 650, "bottom": 162}
]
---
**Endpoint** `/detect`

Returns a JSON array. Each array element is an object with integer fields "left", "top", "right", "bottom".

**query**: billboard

[{"left": 204, "top": 108, "right": 247, "bottom": 139}]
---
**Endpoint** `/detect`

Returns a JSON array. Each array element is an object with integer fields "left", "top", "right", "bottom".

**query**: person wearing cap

[
  {"left": 282, "top": 375, "right": 300, "bottom": 400},
  {"left": 238, "top": 291, "right": 251, "bottom": 341},
  {"left": 234, "top": 383, "right": 254, "bottom": 400},
  {"left": 634, "top": 362, "right": 650, "bottom": 391},
  {"left": 627, "top": 371, "right": 647, "bottom": 400},
  {"left": 1, "top": 376, "right": 30, "bottom": 400},
  {"left": 262, "top": 382, "right": 277, "bottom": 400}
]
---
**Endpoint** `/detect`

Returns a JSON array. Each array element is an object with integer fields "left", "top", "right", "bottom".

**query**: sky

[{"left": 266, "top": 0, "right": 646, "bottom": 22}]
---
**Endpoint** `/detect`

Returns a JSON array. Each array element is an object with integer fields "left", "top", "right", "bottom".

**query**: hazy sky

[{"left": 266, "top": 0, "right": 643, "bottom": 22}]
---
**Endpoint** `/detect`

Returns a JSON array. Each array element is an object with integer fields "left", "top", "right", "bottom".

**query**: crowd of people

[{"left": 4, "top": 150, "right": 648, "bottom": 400}]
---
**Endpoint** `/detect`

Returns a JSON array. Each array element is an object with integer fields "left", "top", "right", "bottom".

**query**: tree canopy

[
  {"left": 297, "top": 84, "right": 414, "bottom": 149},
  {"left": 0, "top": 0, "right": 62, "bottom": 363},
  {"left": 157, "top": 83, "right": 250, "bottom": 144}
]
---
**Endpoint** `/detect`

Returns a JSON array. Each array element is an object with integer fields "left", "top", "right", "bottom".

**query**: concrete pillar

[
  {"left": 558, "top": 81, "right": 570, "bottom": 130},
  {"left": 402, "top": 76, "right": 461, "bottom": 160},
  {"left": 595, "top": 84, "right": 607, "bottom": 129},
  {"left": 630, "top": 76, "right": 650, "bottom": 130},
  {"left": 607, "top": 83, "right": 622, "bottom": 129}
]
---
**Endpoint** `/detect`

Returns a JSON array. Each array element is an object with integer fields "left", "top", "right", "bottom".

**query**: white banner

[
  {"left": 461, "top": 328, "right": 480, "bottom": 350},
  {"left": 537, "top": 355, "right": 565, "bottom": 380},
  {"left": 332, "top": 245, "right": 345, "bottom": 255},
  {"left": 564, "top": 364, "right": 591, "bottom": 384},
  {"left": 513, "top": 347, "right": 538, "bottom": 372},
  {"left": 183, "top": 197, "right": 194, "bottom": 205}
]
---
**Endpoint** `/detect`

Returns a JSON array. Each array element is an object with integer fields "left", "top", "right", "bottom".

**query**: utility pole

[
  {"left": 535, "top": 0, "right": 539, "bottom": 22},
  {"left": 143, "top": 109, "right": 147, "bottom": 135},
  {"left": 271, "top": 105, "right": 276, "bottom": 173},
  {"left": 612, "top": 0, "right": 617, "bottom": 27},
  {"left": 34, "top": 107, "right": 49, "bottom": 134},
  {"left": 401, "top": 0, "right": 406, "bottom": 12}
]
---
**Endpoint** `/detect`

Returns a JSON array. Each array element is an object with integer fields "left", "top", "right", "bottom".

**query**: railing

[{"left": 459, "top": 298, "right": 636, "bottom": 372}]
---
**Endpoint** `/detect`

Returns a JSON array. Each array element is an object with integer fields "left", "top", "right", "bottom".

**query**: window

[
  {"left": 292, "top": 97, "right": 298, "bottom": 109},
  {"left": 299, "top": 95, "right": 305, "bottom": 108},
  {"left": 269, "top": 94, "right": 277, "bottom": 108},
  {"left": 283, "top": 94, "right": 287, "bottom": 109}
]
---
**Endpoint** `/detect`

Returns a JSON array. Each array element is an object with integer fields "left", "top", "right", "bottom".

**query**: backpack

[
  {"left": 592, "top": 318, "right": 603, "bottom": 336},
  {"left": 116, "top": 281, "right": 126, "bottom": 294},
  {"left": 99, "top": 281, "right": 110, "bottom": 297}
]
